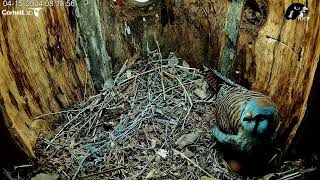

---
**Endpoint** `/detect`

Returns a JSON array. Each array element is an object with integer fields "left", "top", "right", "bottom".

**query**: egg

[{"left": 228, "top": 159, "right": 243, "bottom": 174}]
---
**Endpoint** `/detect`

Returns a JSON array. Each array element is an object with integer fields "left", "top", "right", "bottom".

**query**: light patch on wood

[{"left": 0, "top": 5, "right": 94, "bottom": 158}]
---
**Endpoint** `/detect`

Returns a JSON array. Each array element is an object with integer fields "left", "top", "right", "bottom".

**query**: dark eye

[
  {"left": 294, "top": 6, "right": 301, "bottom": 10},
  {"left": 255, "top": 114, "right": 272, "bottom": 120}
]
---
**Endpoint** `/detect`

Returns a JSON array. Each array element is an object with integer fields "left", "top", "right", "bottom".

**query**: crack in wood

[
  {"left": 297, "top": 48, "right": 303, "bottom": 62},
  {"left": 267, "top": 41, "right": 276, "bottom": 86},
  {"left": 266, "top": 35, "right": 300, "bottom": 55}
]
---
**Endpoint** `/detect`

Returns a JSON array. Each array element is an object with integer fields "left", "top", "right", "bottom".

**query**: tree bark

[
  {"left": 0, "top": 4, "right": 94, "bottom": 158},
  {"left": 235, "top": 0, "right": 320, "bottom": 156}
]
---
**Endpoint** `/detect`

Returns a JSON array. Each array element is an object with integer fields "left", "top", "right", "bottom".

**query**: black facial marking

[
  {"left": 285, "top": 3, "right": 308, "bottom": 20},
  {"left": 243, "top": 117, "right": 254, "bottom": 122},
  {"left": 254, "top": 114, "right": 272, "bottom": 121}
]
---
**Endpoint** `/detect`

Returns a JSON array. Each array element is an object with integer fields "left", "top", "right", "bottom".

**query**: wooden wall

[
  {"left": 99, "top": 0, "right": 320, "bottom": 156},
  {"left": 99, "top": 0, "right": 229, "bottom": 69},
  {"left": 236, "top": 0, "right": 320, "bottom": 153},
  {"left": 0, "top": 0, "right": 319, "bottom": 159},
  {"left": 0, "top": 3, "right": 93, "bottom": 158}
]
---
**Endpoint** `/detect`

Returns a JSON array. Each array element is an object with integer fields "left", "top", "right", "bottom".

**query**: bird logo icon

[
  {"left": 285, "top": 3, "right": 309, "bottom": 21},
  {"left": 29, "top": 8, "right": 42, "bottom": 17}
]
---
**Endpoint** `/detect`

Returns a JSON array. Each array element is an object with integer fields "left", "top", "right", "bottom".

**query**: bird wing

[
  {"left": 205, "top": 68, "right": 279, "bottom": 136},
  {"left": 214, "top": 84, "right": 271, "bottom": 135},
  {"left": 214, "top": 85, "right": 247, "bottom": 135}
]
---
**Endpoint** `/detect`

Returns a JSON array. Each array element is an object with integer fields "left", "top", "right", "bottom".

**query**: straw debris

[{"left": 8, "top": 50, "right": 316, "bottom": 180}]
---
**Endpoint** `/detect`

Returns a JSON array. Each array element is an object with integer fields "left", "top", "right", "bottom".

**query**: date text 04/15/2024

[{"left": 2, "top": 0, "right": 76, "bottom": 7}]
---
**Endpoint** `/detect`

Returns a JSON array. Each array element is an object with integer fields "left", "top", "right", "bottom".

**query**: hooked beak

[{"left": 302, "top": 7, "right": 309, "bottom": 13}]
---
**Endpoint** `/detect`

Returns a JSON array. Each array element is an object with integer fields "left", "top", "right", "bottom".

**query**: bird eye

[{"left": 294, "top": 6, "right": 301, "bottom": 10}]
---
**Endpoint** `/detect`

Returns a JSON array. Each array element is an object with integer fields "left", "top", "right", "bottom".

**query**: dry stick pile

[
  {"left": 32, "top": 50, "right": 315, "bottom": 180},
  {"left": 34, "top": 50, "right": 242, "bottom": 180}
]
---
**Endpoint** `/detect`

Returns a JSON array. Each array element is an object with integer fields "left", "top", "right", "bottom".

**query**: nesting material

[
  {"left": 33, "top": 50, "right": 240, "bottom": 180},
  {"left": 20, "top": 50, "right": 316, "bottom": 180}
]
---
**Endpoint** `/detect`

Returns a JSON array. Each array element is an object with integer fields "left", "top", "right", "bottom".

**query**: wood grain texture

[
  {"left": 234, "top": 0, "right": 320, "bottom": 154},
  {"left": 99, "top": 0, "right": 228, "bottom": 70},
  {"left": 75, "top": 0, "right": 113, "bottom": 89},
  {"left": 99, "top": 0, "right": 320, "bottom": 157},
  {"left": 0, "top": 0, "right": 318, "bottom": 160},
  {"left": 0, "top": 4, "right": 94, "bottom": 158},
  {"left": 160, "top": 0, "right": 228, "bottom": 68}
]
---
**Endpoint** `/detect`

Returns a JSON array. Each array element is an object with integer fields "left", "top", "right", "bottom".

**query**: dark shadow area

[
  {"left": 0, "top": 112, "right": 26, "bottom": 169},
  {"left": 288, "top": 60, "right": 320, "bottom": 178}
]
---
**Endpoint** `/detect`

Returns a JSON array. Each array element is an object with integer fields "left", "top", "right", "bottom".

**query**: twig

[
  {"left": 280, "top": 171, "right": 301, "bottom": 180},
  {"left": 118, "top": 67, "right": 163, "bottom": 86},
  {"left": 13, "top": 164, "right": 33, "bottom": 170},
  {"left": 279, "top": 167, "right": 318, "bottom": 180},
  {"left": 112, "top": 106, "right": 152, "bottom": 141},
  {"left": 173, "top": 149, "right": 214, "bottom": 177},
  {"left": 72, "top": 154, "right": 90, "bottom": 180},
  {"left": 153, "top": 33, "right": 166, "bottom": 101},
  {"left": 45, "top": 108, "right": 87, "bottom": 150},
  {"left": 2, "top": 169, "right": 14, "bottom": 180},
  {"left": 114, "top": 59, "right": 128, "bottom": 85},
  {"left": 80, "top": 166, "right": 126, "bottom": 179},
  {"left": 173, "top": 75, "right": 193, "bottom": 128},
  {"left": 33, "top": 95, "right": 104, "bottom": 120}
]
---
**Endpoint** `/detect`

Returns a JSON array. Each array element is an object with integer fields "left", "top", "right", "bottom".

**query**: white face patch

[
  {"left": 297, "top": 12, "right": 304, "bottom": 20},
  {"left": 288, "top": 10, "right": 294, "bottom": 18}
]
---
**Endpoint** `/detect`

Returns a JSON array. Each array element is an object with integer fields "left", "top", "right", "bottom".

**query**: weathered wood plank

[
  {"left": 235, "top": 0, "right": 320, "bottom": 155},
  {"left": 75, "top": 0, "right": 113, "bottom": 89},
  {"left": 0, "top": 4, "right": 94, "bottom": 158}
]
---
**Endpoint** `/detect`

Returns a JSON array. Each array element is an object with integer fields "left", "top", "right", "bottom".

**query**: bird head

[
  {"left": 240, "top": 98, "right": 277, "bottom": 136},
  {"left": 293, "top": 4, "right": 308, "bottom": 13},
  {"left": 285, "top": 3, "right": 309, "bottom": 19}
]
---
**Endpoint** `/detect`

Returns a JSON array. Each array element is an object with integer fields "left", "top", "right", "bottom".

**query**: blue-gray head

[{"left": 240, "top": 98, "right": 278, "bottom": 136}]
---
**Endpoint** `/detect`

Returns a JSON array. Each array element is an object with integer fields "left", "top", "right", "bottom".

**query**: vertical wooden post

[
  {"left": 220, "top": 0, "right": 245, "bottom": 76},
  {"left": 75, "top": 0, "right": 113, "bottom": 89}
]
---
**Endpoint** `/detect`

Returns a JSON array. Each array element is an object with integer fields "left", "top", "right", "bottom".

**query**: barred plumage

[{"left": 205, "top": 69, "right": 280, "bottom": 152}]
